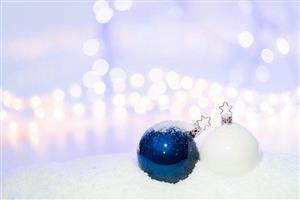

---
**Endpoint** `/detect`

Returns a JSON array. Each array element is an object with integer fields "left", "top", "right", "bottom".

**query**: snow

[
  {"left": 151, "top": 120, "right": 194, "bottom": 132},
  {"left": 3, "top": 152, "right": 299, "bottom": 198}
]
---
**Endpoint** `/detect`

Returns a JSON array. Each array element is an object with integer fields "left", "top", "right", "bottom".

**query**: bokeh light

[
  {"left": 238, "top": 31, "right": 254, "bottom": 48},
  {"left": 130, "top": 73, "right": 145, "bottom": 88},
  {"left": 93, "top": 81, "right": 106, "bottom": 95},
  {"left": 113, "top": 0, "right": 133, "bottom": 11},
  {"left": 109, "top": 67, "right": 127, "bottom": 83},
  {"left": 82, "top": 39, "right": 100, "bottom": 56},
  {"left": 113, "top": 93, "right": 126, "bottom": 107},
  {"left": 149, "top": 68, "right": 164, "bottom": 82},
  {"left": 69, "top": 84, "right": 82, "bottom": 98},
  {"left": 276, "top": 37, "right": 290, "bottom": 55},
  {"left": 95, "top": 7, "right": 113, "bottom": 23},
  {"left": 92, "top": 59, "right": 110, "bottom": 76},
  {"left": 73, "top": 103, "right": 85, "bottom": 117},
  {"left": 261, "top": 48, "right": 274, "bottom": 63},
  {"left": 82, "top": 71, "right": 100, "bottom": 88}
]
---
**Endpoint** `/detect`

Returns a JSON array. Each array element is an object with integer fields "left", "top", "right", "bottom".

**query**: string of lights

[
  {"left": 2, "top": 68, "right": 299, "bottom": 151},
  {"left": 2, "top": 67, "right": 299, "bottom": 120}
]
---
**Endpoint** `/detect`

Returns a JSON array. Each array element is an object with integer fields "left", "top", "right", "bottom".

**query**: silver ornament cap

[{"left": 219, "top": 101, "right": 233, "bottom": 125}]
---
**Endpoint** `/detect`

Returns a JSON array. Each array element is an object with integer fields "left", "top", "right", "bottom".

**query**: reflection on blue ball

[{"left": 137, "top": 125, "right": 199, "bottom": 183}]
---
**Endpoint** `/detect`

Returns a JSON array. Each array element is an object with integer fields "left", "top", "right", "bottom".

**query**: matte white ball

[{"left": 201, "top": 123, "right": 260, "bottom": 175}]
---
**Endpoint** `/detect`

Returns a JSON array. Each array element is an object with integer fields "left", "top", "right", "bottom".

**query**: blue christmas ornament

[{"left": 137, "top": 116, "right": 211, "bottom": 183}]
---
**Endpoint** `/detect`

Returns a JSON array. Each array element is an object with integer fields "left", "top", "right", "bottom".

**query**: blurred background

[{"left": 2, "top": 0, "right": 299, "bottom": 175}]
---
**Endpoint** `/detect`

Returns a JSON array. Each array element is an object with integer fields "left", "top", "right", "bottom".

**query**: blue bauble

[{"left": 137, "top": 121, "right": 199, "bottom": 183}]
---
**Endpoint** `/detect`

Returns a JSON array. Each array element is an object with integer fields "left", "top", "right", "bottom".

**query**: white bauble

[{"left": 201, "top": 123, "right": 260, "bottom": 176}]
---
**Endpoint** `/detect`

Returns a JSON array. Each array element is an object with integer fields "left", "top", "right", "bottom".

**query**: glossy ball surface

[
  {"left": 202, "top": 123, "right": 260, "bottom": 176},
  {"left": 137, "top": 121, "right": 199, "bottom": 183}
]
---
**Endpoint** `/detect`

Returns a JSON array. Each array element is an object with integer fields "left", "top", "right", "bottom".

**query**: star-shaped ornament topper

[
  {"left": 187, "top": 115, "right": 211, "bottom": 138},
  {"left": 195, "top": 115, "right": 211, "bottom": 131},
  {"left": 219, "top": 101, "right": 233, "bottom": 125}
]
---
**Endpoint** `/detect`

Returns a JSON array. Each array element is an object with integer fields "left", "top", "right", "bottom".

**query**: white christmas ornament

[{"left": 201, "top": 102, "right": 260, "bottom": 176}]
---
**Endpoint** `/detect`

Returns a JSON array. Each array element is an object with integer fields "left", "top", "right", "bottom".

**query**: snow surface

[
  {"left": 151, "top": 120, "right": 194, "bottom": 132},
  {"left": 3, "top": 152, "right": 299, "bottom": 198}
]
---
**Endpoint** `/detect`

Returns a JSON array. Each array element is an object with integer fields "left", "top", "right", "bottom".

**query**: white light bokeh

[
  {"left": 30, "top": 96, "right": 41, "bottom": 108},
  {"left": 260, "top": 101, "right": 274, "bottom": 115},
  {"left": 95, "top": 6, "right": 114, "bottom": 24},
  {"left": 134, "top": 96, "right": 150, "bottom": 114},
  {"left": 255, "top": 65, "right": 270, "bottom": 83},
  {"left": 93, "top": 0, "right": 109, "bottom": 13},
  {"left": 276, "top": 37, "right": 290, "bottom": 55},
  {"left": 180, "top": 76, "right": 194, "bottom": 90},
  {"left": 28, "top": 121, "right": 39, "bottom": 134},
  {"left": 149, "top": 68, "right": 164, "bottom": 82},
  {"left": 53, "top": 108, "right": 65, "bottom": 121},
  {"left": 190, "top": 87, "right": 202, "bottom": 99},
  {"left": 93, "top": 81, "right": 106, "bottom": 95},
  {"left": 93, "top": 100, "right": 106, "bottom": 118},
  {"left": 34, "top": 107, "right": 45, "bottom": 119},
  {"left": 12, "top": 99, "right": 24, "bottom": 111},
  {"left": 9, "top": 121, "right": 19, "bottom": 134},
  {"left": 113, "top": 0, "right": 133, "bottom": 11},
  {"left": 7, "top": 121, "right": 19, "bottom": 147},
  {"left": 261, "top": 48, "right": 274, "bottom": 63},
  {"left": 113, "top": 93, "right": 126, "bottom": 107},
  {"left": 28, "top": 121, "right": 40, "bottom": 148},
  {"left": 109, "top": 67, "right": 127, "bottom": 83},
  {"left": 82, "top": 71, "right": 100, "bottom": 88},
  {"left": 141, "top": 96, "right": 153, "bottom": 111},
  {"left": 2, "top": 91, "right": 12, "bottom": 107},
  {"left": 195, "top": 79, "right": 208, "bottom": 92},
  {"left": 157, "top": 94, "right": 169, "bottom": 110},
  {"left": 130, "top": 73, "right": 145, "bottom": 88},
  {"left": 82, "top": 39, "right": 100, "bottom": 56},
  {"left": 238, "top": 31, "right": 254, "bottom": 48},
  {"left": 174, "top": 91, "right": 187, "bottom": 104},
  {"left": 147, "top": 81, "right": 167, "bottom": 98},
  {"left": 92, "top": 59, "right": 110, "bottom": 76},
  {"left": 268, "top": 94, "right": 278, "bottom": 105},
  {"left": 128, "top": 92, "right": 141, "bottom": 106},
  {"left": 73, "top": 103, "right": 85, "bottom": 117},
  {"left": 169, "top": 102, "right": 183, "bottom": 116},
  {"left": 69, "top": 84, "right": 82, "bottom": 98},
  {"left": 52, "top": 89, "right": 65, "bottom": 102},
  {"left": 281, "top": 93, "right": 292, "bottom": 105},
  {"left": 166, "top": 71, "right": 181, "bottom": 90},
  {"left": 134, "top": 104, "right": 146, "bottom": 114}
]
